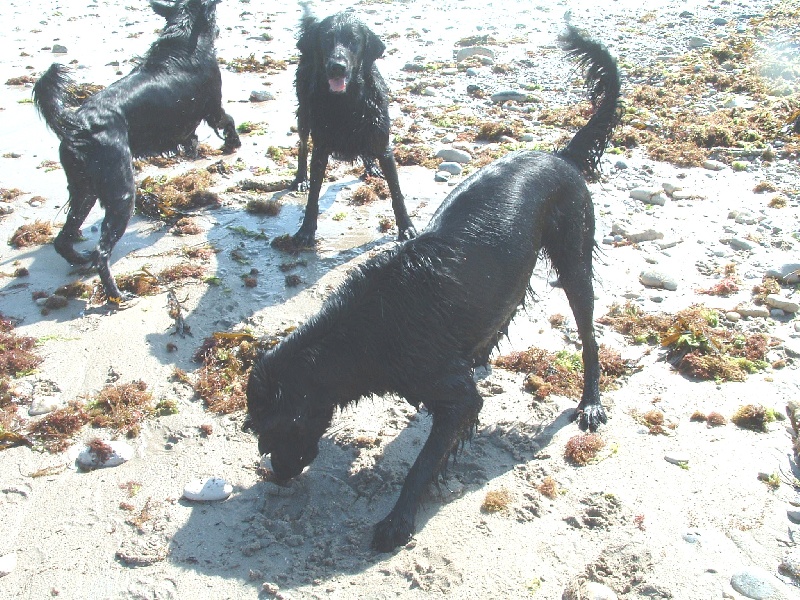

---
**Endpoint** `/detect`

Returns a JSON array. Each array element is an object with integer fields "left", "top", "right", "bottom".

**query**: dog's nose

[{"left": 326, "top": 60, "right": 347, "bottom": 78}]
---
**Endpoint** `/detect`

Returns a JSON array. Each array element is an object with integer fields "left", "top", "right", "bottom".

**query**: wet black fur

[
  {"left": 289, "top": 8, "right": 416, "bottom": 246},
  {"left": 247, "top": 25, "right": 622, "bottom": 552},
  {"left": 32, "top": 0, "right": 240, "bottom": 304}
]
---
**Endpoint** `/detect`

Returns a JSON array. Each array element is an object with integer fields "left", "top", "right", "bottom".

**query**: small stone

[
  {"left": 520, "top": 133, "right": 535, "bottom": 142},
  {"left": 434, "top": 171, "right": 451, "bottom": 182},
  {"left": 249, "top": 90, "right": 274, "bottom": 102},
  {"left": 639, "top": 270, "right": 678, "bottom": 291},
  {"left": 662, "top": 182, "right": 682, "bottom": 195},
  {"left": 787, "top": 510, "right": 800, "bottom": 524},
  {"left": 491, "top": 90, "right": 529, "bottom": 104},
  {"left": 421, "top": 86, "right": 437, "bottom": 97},
  {"left": 629, "top": 188, "right": 668, "bottom": 206},
  {"left": 435, "top": 148, "right": 471, "bottom": 163},
  {"left": 0, "top": 205, "right": 14, "bottom": 216},
  {"left": 688, "top": 36, "right": 711, "bottom": 49},
  {"left": 0, "top": 552, "right": 16, "bottom": 577},
  {"left": 626, "top": 229, "right": 664, "bottom": 244},
  {"left": 728, "top": 237, "right": 755, "bottom": 251},
  {"left": 437, "top": 161, "right": 463, "bottom": 175},
  {"left": 730, "top": 568, "right": 776, "bottom": 599},
  {"left": 725, "top": 311, "right": 741, "bottom": 322},
  {"left": 52, "top": 44, "right": 68, "bottom": 54},
  {"left": 77, "top": 440, "right": 134, "bottom": 469},
  {"left": 664, "top": 454, "right": 689, "bottom": 466},
  {"left": 262, "top": 582, "right": 280, "bottom": 596},
  {"left": 28, "top": 396, "right": 63, "bottom": 416},
  {"left": 735, "top": 306, "right": 770, "bottom": 318},
  {"left": 682, "top": 532, "right": 701, "bottom": 544},
  {"left": 703, "top": 159, "right": 725, "bottom": 171},
  {"left": 764, "top": 295, "right": 799, "bottom": 314},
  {"left": 183, "top": 477, "right": 233, "bottom": 502},
  {"left": 765, "top": 265, "right": 800, "bottom": 285},
  {"left": 455, "top": 46, "right": 495, "bottom": 63}
]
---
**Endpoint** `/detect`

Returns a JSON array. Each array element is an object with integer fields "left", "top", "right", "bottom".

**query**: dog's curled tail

[
  {"left": 556, "top": 25, "right": 622, "bottom": 180},
  {"left": 298, "top": 1, "right": 315, "bottom": 24},
  {"left": 32, "top": 63, "right": 77, "bottom": 140}
]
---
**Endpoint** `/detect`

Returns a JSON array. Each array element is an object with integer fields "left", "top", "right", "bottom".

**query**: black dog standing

[
  {"left": 32, "top": 0, "right": 240, "bottom": 305},
  {"left": 247, "top": 25, "right": 621, "bottom": 551},
  {"left": 290, "top": 6, "right": 416, "bottom": 246}
]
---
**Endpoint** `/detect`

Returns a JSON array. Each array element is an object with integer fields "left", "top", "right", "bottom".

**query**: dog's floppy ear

[
  {"left": 150, "top": 0, "right": 176, "bottom": 18},
  {"left": 362, "top": 26, "right": 385, "bottom": 65}
]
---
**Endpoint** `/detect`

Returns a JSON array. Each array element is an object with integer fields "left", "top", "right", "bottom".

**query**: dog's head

[
  {"left": 150, "top": 0, "right": 220, "bottom": 38},
  {"left": 299, "top": 12, "right": 386, "bottom": 94},
  {"left": 245, "top": 350, "right": 334, "bottom": 481}
]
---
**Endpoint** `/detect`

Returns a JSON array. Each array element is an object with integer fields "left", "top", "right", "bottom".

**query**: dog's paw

[
  {"left": 292, "top": 230, "right": 316, "bottom": 249},
  {"left": 290, "top": 178, "right": 309, "bottom": 193},
  {"left": 105, "top": 291, "right": 138, "bottom": 310},
  {"left": 372, "top": 513, "right": 414, "bottom": 553},
  {"left": 574, "top": 402, "right": 608, "bottom": 432},
  {"left": 222, "top": 136, "right": 241, "bottom": 153},
  {"left": 397, "top": 225, "right": 418, "bottom": 241}
]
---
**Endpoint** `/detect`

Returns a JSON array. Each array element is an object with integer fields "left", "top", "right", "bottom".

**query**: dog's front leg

[
  {"left": 372, "top": 375, "right": 483, "bottom": 552},
  {"left": 293, "top": 147, "right": 328, "bottom": 247},
  {"left": 290, "top": 115, "right": 310, "bottom": 192},
  {"left": 377, "top": 150, "right": 416, "bottom": 241}
]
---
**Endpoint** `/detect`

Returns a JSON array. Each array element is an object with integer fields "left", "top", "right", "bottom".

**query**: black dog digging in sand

[
  {"left": 289, "top": 5, "right": 417, "bottom": 246},
  {"left": 247, "top": 25, "right": 622, "bottom": 552},
  {"left": 32, "top": 0, "right": 241, "bottom": 306}
]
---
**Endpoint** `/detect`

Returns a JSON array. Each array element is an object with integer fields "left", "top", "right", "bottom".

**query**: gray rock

[
  {"left": 421, "top": 86, "right": 438, "bottom": 97},
  {"left": 490, "top": 90, "right": 529, "bottom": 104},
  {"left": 52, "top": 44, "right": 68, "bottom": 54},
  {"left": 730, "top": 568, "right": 776, "bottom": 599},
  {"left": 0, "top": 205, "right": 14, "bottom": 216},
  {"left": 784, "top": 339, "right": 800, "bottom": 358},
  {"left": 662, "top": 182, "right": 682, "bottom": 195},
  {"left": 729, "top": 237, "right": 755, "bottom": 251},
  {"left": 664, "top": 454, "right": 689, "bottom": 466},
  {"left": 520, "top": 133, "right": 535, "bottom": 142},
  {"left": 703, "top": 159, "right": 726, "bottom": 171},
  {"left": 736, "top": 306, "right": 770, "bottom": 318},
  {"left": 249, "top": 90, "right": 274, "bottom": 102},
  {"left": 435, "top": 148, "right": 472, "bottom": 163},
  {"left": 688, "top": 36, "right": 711, "bottom": 49},
  {"left": 438, "top": 161, "right": 462, "bottom": 175},
  {"left": 788, "top": 510, "right": 800, "bottom": 524},
  {"left": 455, "top": 46, "right": 495, "bottom": 62},
  {"left": 627, "top": 229, "right": 664, "bottom": 244},
  {"left": 614, "top": 160, "right": 628, "bottom": 169},
  {"left": 765, "top": 265, "right": 800, "bottom": 284},
  {"left": 765, "top": 295, "right": 799, "bottom": 313},
  {"left": 434, "top": 171, "right": 451, "bottom": 182},
  {"left": 725, "top": 311, "right": 741, "bottom": 322},
  {"left": 629, "top": 188, "right": 668, "bottom": 206},
  {"left": 639, "top": 270, "right": 678, "bottom": 291}
]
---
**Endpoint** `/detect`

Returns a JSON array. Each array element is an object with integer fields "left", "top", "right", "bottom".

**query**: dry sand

[{"left": 1, "top": 0, "right": 800, "bottom": 598}]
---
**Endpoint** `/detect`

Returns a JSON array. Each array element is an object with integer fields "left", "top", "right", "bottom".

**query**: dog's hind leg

[
  {"left": 372, "top": 373, "right": 483, "bottom": 551},
  {"left": 293, "top": 146, "right": 329, "bottom": 247},
  {"left": 53, "top": 146, "right": 97, "bottom": 266},
  {"left": 290, "top": 109, "right": 311, "bottom": 192},
  {"left": 90, "top": 144, "right": 136, "bottom": 305},
  {"left": 547, "top": 201, "right": 607, "bottom": 431},
  {"left": 377, "top": 150, "right": 416, "bottom": 241},
  {"left": 361, "top": 156, "right": 382, "bottom": 179}
]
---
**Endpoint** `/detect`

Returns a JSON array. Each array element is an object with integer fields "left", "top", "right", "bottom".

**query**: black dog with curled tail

[
  {"left": 289, "top": 4, "right": 416, "bottom": 246},
  {"left": 32, "top": 0, "right": 240, "bottom": 306},
  {"left": 247, "top": 24, "right": 621, "bottom": 552}
]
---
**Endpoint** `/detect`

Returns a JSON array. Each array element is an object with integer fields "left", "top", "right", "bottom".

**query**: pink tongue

[{"left": 328, "top": 77, "right": 346, "bottom": 92}]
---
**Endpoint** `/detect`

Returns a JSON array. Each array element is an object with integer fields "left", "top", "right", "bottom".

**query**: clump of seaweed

[
  {"left": 631, "top": 409, "right": 673, "bottom": 435},
  {"left": 224, "top": 54, "right": 287, "bottom": 73},
  {"left": 136, "top": 170, "right": 219, "bottom": 219},
  {"left": 1, "top": 188, "right": 24, "bottom": 200},
  {"left": 475, "top": 120, "right": 524, "bottom": 142},
  {"left": 481, "top": 488, "right": 511, "bottom": 513},
  {"left": 393, "top": 145, "right": 439, "bottom": 169},
  {"left": 537, "top": 476, "right": 559, "bottom": 499},
  {"left": 10, "top": 221, "right": 53, "bottom": 248},
  {"left": 707, "top": 411, "right": 727, "bottom": 427},
  {"left": 27, "top": 402, "right": 90, "bottom": 453},
  {"left": 732, "top": 404, "right": 775, "bottom": 432},
  {"left": 271, "top": 234, "right": 308, "bottom": 253},
  {"left": 193, "top": 331, "right": 262, "bottom": 414},
  {"left": 54, "top": 280, "right": 92, "bottom": 299},
  {"left": 85, "top": 381, "right": 153, "bottom": 438},
  {"left": 172, "top": 217, "right": 202, "bottom": 236},
  {"left": 494, "top": 345, "right": 627, "bottom": 400},
  {"left": 350, "top": 186, "right": 378, "bottom": 205},
  {"left": 697, "top": 277, "right": 740, "bottom": 296},
  {"left": 599, "top": 303, "right": 772, "bottom": 382},
  {"left": 245, "top": 198, "right": 281, "bottom": 216},
  {"left": 564, "top": 433, "right": 605, "bottom": 466}
]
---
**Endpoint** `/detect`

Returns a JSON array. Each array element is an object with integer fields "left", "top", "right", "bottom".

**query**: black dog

[
  {"left": 32, "top": 0, "right": 240, "bottom": 305},
  {"left": 289, "top": 6, "right": 416, "bottom": 246},
  {"left": 247, "top": 25, "right": 621, "bottom": 551}
]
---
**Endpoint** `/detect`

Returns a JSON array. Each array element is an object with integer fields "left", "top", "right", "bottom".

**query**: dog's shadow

[{"left": 168, "top": 398, "right": 574, "bottom": 591}]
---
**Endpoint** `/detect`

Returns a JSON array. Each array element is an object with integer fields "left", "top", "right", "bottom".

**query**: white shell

[{"left": 183, "top": 477, "right": 233, "bottom": 502}]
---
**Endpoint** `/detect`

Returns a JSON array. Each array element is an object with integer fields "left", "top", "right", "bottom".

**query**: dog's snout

[{"left": 326, "top": 60, "right": 347, "bottom": 78}]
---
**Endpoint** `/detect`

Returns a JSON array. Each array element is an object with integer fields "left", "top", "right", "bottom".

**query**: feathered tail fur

[
  {"left": 556, "top": 25, "right": 622, "bottom": 180},
  {"left": 32, "top": 63, "right": 78, "bottom": 140}
]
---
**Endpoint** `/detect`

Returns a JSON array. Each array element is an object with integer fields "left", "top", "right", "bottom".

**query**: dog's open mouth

[{"left": 328, "top": 77, "right": 347, "bottom": 93}]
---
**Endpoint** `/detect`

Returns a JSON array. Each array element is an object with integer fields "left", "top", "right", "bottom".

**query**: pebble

[
  {"left": 736, "top": 306, "right": 770, "bottom": 318},
  {"left": 730, "top": 569, "right": 776, "bottom": 599},
  {"left": 664, "top": 454, "right": 689, "bottom": 466},
  {"left": 28, "top": 396, "right": 63, "bottom": 416},
  {"left": 421, "top": 86, "right": 437, "bottom": 96},
  {"left": 490, "top": 90, "right": 529, "bottom": 104},
  {"left": 784, "top": 339, "right": 800, "bottom": 358},
  {"left": 765, "top": 265, "right": 800, "bottom": 285},
  {"left": 76, "top": 440, "right": 134, "bottom": 469},
  {"left": 0, "top": 552, "right": 16, "bottom": 577},
  {"left": 787, "top": 510, "right": 800, "bottom": 524},
  {"left": 629, "top": 187, "right": 668, "bottom": 206},
  {"left": 52, "top": 44, "right": 68, "bottom": 53},
  {"left": 702, "top": 159, "right": 726, "bottom": 171},
  {"left": 183, "top": 477, "right": 233, "bottom": 502},
  {"left": 639, "top": 270, "right": 678, "bottom": 291},
  {"left": 520, "top": 133, "right": 535, "bottom": 142},
  {"left": 764, "top": 295, "right": 799, "bottom": 313},
  {"left": 435, "top": 148, "right": 471, "bottom": 163},
  {"left": 249, "top": 90, "right": 274, "bottom": 102},
  {"left": 682, "top": 531, "right": 701, "bottom": 544},
  {"left": 728, "top": 237, "right": 755, "bottom": 251},
  {"left": 455, "top": 46, "right": 495, "bottom": 62},
  {"left": 725, "top": 311, "right": 741, "bottom": 322},
  {"left": 438, "top": 161, "right": 463, "bottom": 175},
  {"left": 434, "top": 171, "right": 451, "bottom": 182},
  {"left": 688, "top": 36, "right": 711, "bottom": 49}
]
